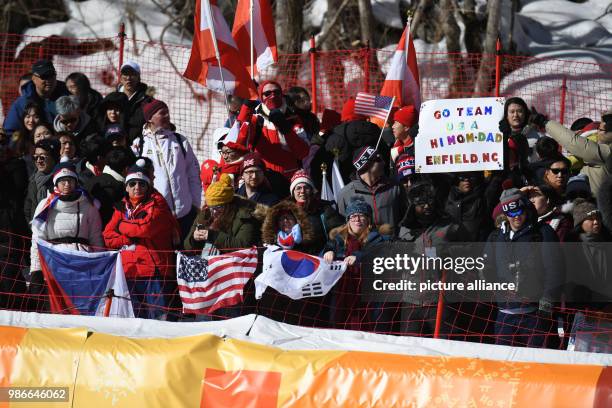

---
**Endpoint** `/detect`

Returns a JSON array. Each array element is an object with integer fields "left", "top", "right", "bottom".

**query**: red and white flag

[
  {"left": 183, "top": 0, "right": 257, "bottom": 99},
  {"left": 380, "top": 21, "right": 421, "bottom": 110},
  {"left": 232, "top": 0, "right": 278, "bottom": 77},
  {"left": 177, "top": 247, "right": 258, "bottom": 314}
]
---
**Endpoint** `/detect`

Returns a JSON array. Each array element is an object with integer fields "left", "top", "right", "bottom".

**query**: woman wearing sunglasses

[
  {"left": 24, "top": 139, "right": 60, "bottom": 223},
  {"left": 103, "top": 159, "right": 180, "bottom": 319}
]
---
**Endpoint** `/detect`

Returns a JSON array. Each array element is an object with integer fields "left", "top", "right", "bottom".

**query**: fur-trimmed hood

[
  {"left": 328, "top": 223, "right": 392, "bottom": 240},
  {"left": 261, "top": 200, "right": 315, "bottom": 244}
]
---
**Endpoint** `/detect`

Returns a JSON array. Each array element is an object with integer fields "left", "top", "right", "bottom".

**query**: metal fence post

[{"left": 309, "top": 36, "right": 318, "bottom": 114}]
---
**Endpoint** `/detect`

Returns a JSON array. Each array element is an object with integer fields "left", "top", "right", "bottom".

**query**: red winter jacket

[
  {"left": 237, "top": 103, "right": 309, "bottom": 179},
  {"left": 103, "top": 191, "right": 179, "bottom": 279}
]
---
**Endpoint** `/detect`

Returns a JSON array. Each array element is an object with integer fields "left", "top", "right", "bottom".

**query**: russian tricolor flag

[{"left": 37, "top": 239, "right": 134, "bottom": 317}]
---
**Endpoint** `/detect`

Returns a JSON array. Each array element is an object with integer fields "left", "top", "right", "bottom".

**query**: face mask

[{"left": 262, "top": 88, "right": 283, "bottom": 110}]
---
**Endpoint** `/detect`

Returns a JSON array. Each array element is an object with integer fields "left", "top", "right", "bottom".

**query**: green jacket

[
  {"left": 184, "top": 197, "right": 264, "bottom": 251},
  {"left": 546, "top": 120, "right": 612, "bottom": 195}
]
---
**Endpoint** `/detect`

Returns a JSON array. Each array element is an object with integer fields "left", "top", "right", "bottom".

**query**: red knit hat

[
  {"left": 393, "top": 105, "right": 418, "bottom": 128},
  {"left": 240, "top": 152, "right": 266, "bottom": 174},
  {"left": 200, "top": 159, "right": 219, "bottom": 193},
  {"left": 341, "top": 98, "right": 367, "bottom": 122},
  {"left": 258, "top": 80, "right": 283, "bottom": 99},
  {"left": 143, "top": 99, "right": 168, "bottom": 122}
]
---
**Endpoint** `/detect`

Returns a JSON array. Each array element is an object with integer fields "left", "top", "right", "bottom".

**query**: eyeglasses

[
  {"left": 262, "top": 89, "right": 281, "bottom": 97},
  {"left": 59, "top": 116, "right": 78, "bottom": 125},
  {"left": 209, "top": 205, "right": 225, "bottom": 213},
  {"left": 33, "top": 155, "right": 49, "bottom": 162},
  {"left": 220, "top": 148, "right": 235, "bottom": 156},
  {"left": 549, "top": 167, "right": 569, "bottom": 175},
  {"left": 127, "top": 180, "right": 147, "bottom": 188},
  {"left": 349, "top": 214, "right": 368, "bottom": 221}
]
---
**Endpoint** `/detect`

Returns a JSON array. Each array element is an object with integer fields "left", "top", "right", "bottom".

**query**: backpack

[{"left": 134, "top": 132, "right": 187, "bottom": 158}]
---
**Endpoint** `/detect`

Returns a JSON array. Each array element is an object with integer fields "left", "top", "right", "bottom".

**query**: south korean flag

[{"left": 255, "top": 246, "right": 347, "bottom": 300}]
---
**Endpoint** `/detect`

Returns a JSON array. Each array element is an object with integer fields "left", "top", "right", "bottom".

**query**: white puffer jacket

[
  {"left": 30, "top": 193, "right": 103, "bottom": 272},
  {"left": 132, "top": 126, "right": 202, "bottom": 218}
]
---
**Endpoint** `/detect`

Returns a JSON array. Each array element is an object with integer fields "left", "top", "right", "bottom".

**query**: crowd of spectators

[{"left": 1, "top": 58, "right": 612, "bottom": 348}]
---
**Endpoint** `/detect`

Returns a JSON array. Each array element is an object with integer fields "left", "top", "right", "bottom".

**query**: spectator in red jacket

[
  {"left": 236, "top": 80, "right": 309, "bottom": 179},
  {"left": 103, "top": 159, "right": 180, "bottom": 319}
]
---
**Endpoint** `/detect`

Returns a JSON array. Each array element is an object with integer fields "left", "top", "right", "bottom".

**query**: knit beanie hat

[
  {"left": 572, "top": 198, "right": 599, "bottom": 227},
  {"left": 240, "top": 152, "right": 266, "bottom": 174},
  {"left": 565, "top": 174, "right": 591, "bottom": 199},
  {"left": 394, "top": 105, "right": 418, "bottom": 128},
  {"left": 499, "top": 187, "right": 524, "bottom": 215},
  {"left": 205, "top": 173, "right": 234, "bottom": 206},
  {"left": 52, "top": 156, "right": 78, "bottom": 185},
  {"left": 352, "top": 146, "right": 379, "bottom": 172},
  {"left": 290, "top": 169, "right": 315, "bottom": 195},
  {"left": 125, "top": 158, "right": 151, "bottom": 185},
  {"left": 396, "top": 154, "right": 415, "bottom": 180},
  {"left": 142, "top": 99, "right": 168, "bottom": 122},
  {"left": 345, "top": 196, "right": 372, "bottom": 221}
]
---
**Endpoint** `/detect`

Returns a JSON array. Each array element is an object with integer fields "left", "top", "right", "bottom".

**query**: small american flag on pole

[
  {"left": 354, "top": 92, "right": 394, "bottom": 120},
  {"left": 177, "top": 247, "right": 258, "bottom": 314}
]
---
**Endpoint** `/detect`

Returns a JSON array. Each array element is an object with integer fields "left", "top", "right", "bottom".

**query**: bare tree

[
  {"left": 275, "top": 0, "right": 304, "bottom": 54},
  {"left": 440, "top": 0, "right": 464, "bottom": 97},
  {"left": 357, "top": 0, "right": 374, "bottom": 47},
  {"left": 474, "top": 0, "right": 501, "bottom": 95}
]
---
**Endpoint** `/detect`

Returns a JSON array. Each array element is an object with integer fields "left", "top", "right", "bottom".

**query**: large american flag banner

[
  {"left": 354, "top": 92, "right": 394, "bottom": 121},
  {"left": 177, "top": 247, "right": 258, "bottom": 314}
]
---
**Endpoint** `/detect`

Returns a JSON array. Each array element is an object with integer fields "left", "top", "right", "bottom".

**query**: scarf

[
  {"left": 33, "top": 187, "right": 86, "bottom": 230},
  {"left": 277, "top": 223, "right": 303, "bottom": 249}
]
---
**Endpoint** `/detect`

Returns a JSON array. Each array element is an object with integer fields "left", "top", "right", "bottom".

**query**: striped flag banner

[
  {"left": 354, "top": 92, "right": 394, "bottom": 121},
  {"left": 177, "top": 247, "right": 258, "bottom": 314}
]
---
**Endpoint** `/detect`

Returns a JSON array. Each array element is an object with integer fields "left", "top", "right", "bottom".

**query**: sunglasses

[
  {"left": 262, "top": 89, "right": 281, "bottom": 97},
  {"left": 33, "top": 155, "right": 49, "bottom": 161},
  {"left": 504, "top": 207, "right": 525, "bottom": 217},
  {"left": 549, "top": 167, "right": 569, "bottom": 175},
  {"left": 127, "top": 180, "right": 147, "bottom": 188},
  {"left": 59, "top": 116, "right": 78, "bottom": 125},
  {"left": 35, "top": 73, "right": 56, "bottom": 80}
]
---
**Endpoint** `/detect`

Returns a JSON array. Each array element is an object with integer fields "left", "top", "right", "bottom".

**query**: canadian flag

[
  {"left": 183, "top": 0, "right": 257, "bottom": 99},
  {"left": 380, "top": 21, "right": 421, "bottom": 110},
  {"left": 232, "top": 0, "right": 278, "bottom": 77}
]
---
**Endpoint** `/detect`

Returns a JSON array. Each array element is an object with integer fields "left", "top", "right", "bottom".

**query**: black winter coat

[{"left": 445, "top": 184, "right": 493, "bottom": 242}]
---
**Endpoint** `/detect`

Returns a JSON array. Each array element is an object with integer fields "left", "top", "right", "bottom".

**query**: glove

[
  {"left": 244, "top": 99, "right": 259, "bottom": 110},
  {"left": 268, "top": 109, "right": 292, "bottom": 134},
  {"left": 237, "top": 102, "right": 256, "bottom": 122},
  {"left": 529, "top": 106, "right": 548, "bottom": 129},
  {"left": 408, "top": 123, "right": 419, "bottom": 139},
  {"left": 498, "top": 119, "right": 511, "bottom": 137}
]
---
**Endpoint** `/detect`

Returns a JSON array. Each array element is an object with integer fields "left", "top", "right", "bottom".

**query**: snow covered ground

[{"left": 4, "top": 0, "right": 612, "bottom": 162}]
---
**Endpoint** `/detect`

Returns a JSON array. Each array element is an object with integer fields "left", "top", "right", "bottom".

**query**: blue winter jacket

[{"left": 3, "top": 80, "right": 69, "bottom": 135}]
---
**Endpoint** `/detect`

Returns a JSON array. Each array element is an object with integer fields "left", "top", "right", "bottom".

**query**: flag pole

[
  {"left": 204, "top": 0, "right": 231, "bottom": 114},
  {"left": 250, "top": 0, "right": 255, "bottom": 80},
  {"left": 375, "top": 96, "right": 395, "bottom": 151}
]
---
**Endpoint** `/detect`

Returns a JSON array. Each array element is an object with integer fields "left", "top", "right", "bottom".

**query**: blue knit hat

[
  {"left": 345, "top": 196, "right": 372, "bottom": 221},
  {"left": 52, "top": 156, "right": 78, "bottom": 185}
]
